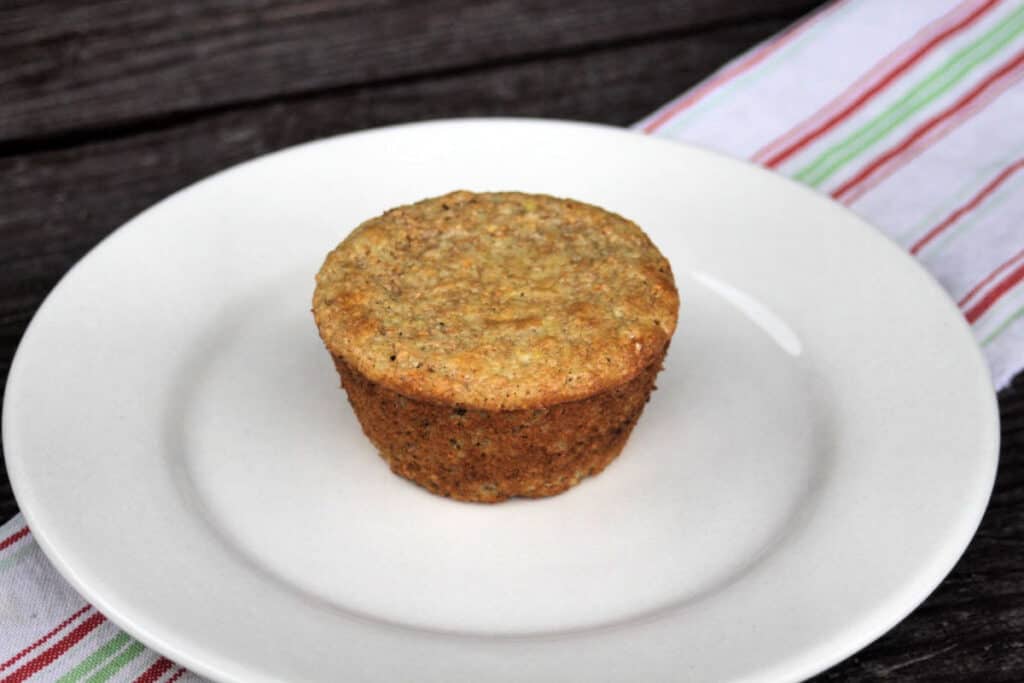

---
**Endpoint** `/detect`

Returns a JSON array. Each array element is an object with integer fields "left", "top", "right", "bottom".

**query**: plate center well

[{"left": 176, "top": 270, "right": 826, "bottom": 635}]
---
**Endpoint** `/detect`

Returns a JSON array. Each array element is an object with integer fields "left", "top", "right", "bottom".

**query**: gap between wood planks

[{"left": 0, "top": 6, "right": 817, "bottom": 158}]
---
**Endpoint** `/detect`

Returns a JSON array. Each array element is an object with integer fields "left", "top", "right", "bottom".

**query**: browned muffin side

[
  {"left": 313, "top": 190, "right": 679, "bottom": 502},
  {"left": 332, "top": 345, "right": 667, "bottom": 502}
]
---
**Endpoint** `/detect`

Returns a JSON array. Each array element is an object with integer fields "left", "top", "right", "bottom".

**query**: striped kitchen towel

[
  {"left": 639, "top": 0, "right": 1024, "bottom": 390},
  {"left": 3, "top": 1, "right": 1022, "bottom": 680},
  {"left": 0, "top": 521, "right": 200, "bottom": 683}
]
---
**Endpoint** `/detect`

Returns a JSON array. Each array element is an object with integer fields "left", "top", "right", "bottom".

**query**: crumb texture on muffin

[
  {"left": 314, "top": 190, "right": 679, "bottom": 411},
  {"left": 333, "top": 347, "right": 666, "bottom": 502}
]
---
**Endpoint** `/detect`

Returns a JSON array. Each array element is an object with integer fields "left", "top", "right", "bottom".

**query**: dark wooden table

[{"left": 2, "top": 1, "right": 1022, "bottom": 680}]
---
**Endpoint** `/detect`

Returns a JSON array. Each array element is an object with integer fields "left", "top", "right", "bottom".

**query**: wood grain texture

[
  {"left": 1, "top": 0, "right": 1022, "bottom": 680},
  {"left": 0, "top": 0, "right": 819, "bottom": 146}
]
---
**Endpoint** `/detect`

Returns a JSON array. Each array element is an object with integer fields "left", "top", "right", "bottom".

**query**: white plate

[{"left": 4, "top": 119, "right": 999, "bottom": 682}]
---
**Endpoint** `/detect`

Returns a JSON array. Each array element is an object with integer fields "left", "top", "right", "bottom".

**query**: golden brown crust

[
  {"left": 313, "top": 191, "right": 679, "bottom": 411},
  {"left": 333, "top": 343, "right": 668, "bottom": 502}
]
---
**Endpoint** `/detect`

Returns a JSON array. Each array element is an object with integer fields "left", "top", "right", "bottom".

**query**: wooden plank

[{"left": 0, "top": 0, "right": 822, "bottom": 144}]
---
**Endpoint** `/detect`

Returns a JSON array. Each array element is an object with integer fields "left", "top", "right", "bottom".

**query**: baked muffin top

[{"left": 313, "top": 191, "right": 679, "bottom": 411}]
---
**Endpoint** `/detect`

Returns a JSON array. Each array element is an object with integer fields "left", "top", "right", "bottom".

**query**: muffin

[{"left": 313, "top": 190, "right": 678, "bottom": 502}]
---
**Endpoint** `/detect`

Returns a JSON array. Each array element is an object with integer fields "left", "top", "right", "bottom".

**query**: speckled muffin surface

[
  {"left": 313, "top": 190, "right": 679, "bottom": 502},
  {"left": 314, "top": 190, "right": 679, "bottom": 411}
]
